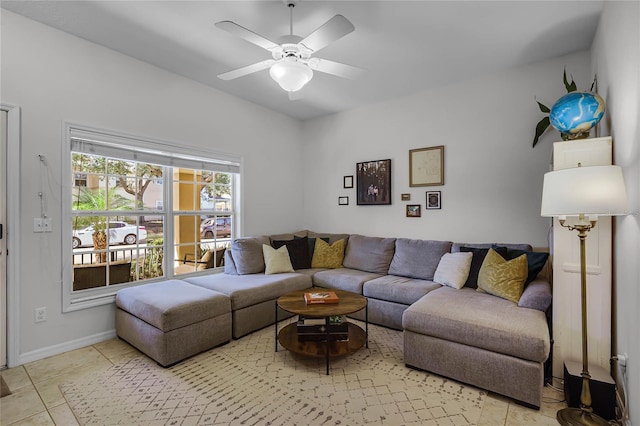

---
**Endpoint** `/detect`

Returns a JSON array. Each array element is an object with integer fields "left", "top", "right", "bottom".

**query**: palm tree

[{"left": 73, "top": 187, "right": 130, "bottom": 262}]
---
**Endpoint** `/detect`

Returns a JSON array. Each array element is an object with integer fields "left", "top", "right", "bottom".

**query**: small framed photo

[
  {"left": 338, "top": 196, "right": 349, "bottom": 206},
  {"left": 401, "top": 193, "right": 411, "bottom": 201},
  {"left": 406, "top": 204, "right": 421, "bottom": 217},
  {"left": 426, "top": 191, "right": 441, "bottom": 209},
  {"left": 343, "top": 175, "right": 354, "bottom": 189}
]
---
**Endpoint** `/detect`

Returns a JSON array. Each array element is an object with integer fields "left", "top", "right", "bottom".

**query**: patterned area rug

[{"left": 60, "top": 321, "right": 486, "bottom": 425}]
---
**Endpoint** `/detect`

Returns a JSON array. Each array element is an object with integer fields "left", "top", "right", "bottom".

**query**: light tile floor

[{"left": 0, "top": 338, "right": 567, "bottom": 425}]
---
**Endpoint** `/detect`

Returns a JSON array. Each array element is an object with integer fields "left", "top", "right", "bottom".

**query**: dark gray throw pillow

[
  {"left": 272, "top": 237, "right": 311, "bottom": 270},
  {"left": 506, "top": 249, "right": 550, "bottom": 284}
]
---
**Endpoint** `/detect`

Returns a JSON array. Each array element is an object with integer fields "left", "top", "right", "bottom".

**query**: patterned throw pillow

[
  {"left": 262, "top": 245, "right": 294, "bottom": 275},
  {"left": 477, "top": 249, "right": 528, "bottom": 303},
  {"left": 311, "top": 239, "right": 346, "bottom": 269}
]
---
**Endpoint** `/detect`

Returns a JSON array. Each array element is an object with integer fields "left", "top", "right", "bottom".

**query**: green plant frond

[
  {"left": 563, "top": 68, "right": 577, "bottom": 92},
  {"left": 590, "top": 74, "right": 598, "bottom": 92},
  {"left": 536, "top": 100, "right": 550, "bottom": 113},
  {"left": 533, "top": 116, "right": 551, "bottom": 148}
]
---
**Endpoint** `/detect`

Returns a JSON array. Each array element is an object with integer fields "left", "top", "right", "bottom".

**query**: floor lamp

[{"left": 541, "top": 164, "right": 628, "bottom": 426}]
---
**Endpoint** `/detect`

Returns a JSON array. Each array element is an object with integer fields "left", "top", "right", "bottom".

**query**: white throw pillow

[
  {"left": 262, "top": 244, "right": 294, "bottom": 275},
  {"left": 433, "top": 252, "right": 473, "bottom": 289}
]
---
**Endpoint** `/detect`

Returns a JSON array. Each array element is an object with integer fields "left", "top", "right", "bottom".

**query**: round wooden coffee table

[{"left": 275, "top": 288, "right": 368, "bottom": 375}]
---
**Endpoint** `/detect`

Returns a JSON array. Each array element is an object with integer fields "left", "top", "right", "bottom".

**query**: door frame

[{"left": 1, "top": 103, "right": 21, "bottom": 368}]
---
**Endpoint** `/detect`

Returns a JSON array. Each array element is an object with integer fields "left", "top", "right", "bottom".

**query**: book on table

[{"left": 304, "top": 291, "right": 339, "bottom": 304}]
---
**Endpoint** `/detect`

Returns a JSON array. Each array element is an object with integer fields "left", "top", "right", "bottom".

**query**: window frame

[{"left": 62, "top": 122, "right": 242, "bottom": 312}]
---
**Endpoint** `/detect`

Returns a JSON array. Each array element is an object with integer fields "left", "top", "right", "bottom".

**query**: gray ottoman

[{"left": 115, "top": 280, "right": 231, "bottom": 367}]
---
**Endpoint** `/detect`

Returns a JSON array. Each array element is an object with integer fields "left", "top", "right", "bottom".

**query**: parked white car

[{"left": 72, "top": 221, "right": 147, "bottom": 249}]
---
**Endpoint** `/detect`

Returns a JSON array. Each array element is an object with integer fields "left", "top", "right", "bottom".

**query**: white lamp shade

[
  {"left": 269, "top": 59, "right": 313, "bottom": 92},
  {"left": 541, "top": 165, "right": 629, "bottom": 217}
]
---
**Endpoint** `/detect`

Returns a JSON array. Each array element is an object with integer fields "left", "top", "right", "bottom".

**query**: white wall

[
  {"left": 301, "top": 51, "right": 592, "bottom": 248},
  {"left": 592, "top": 2, "right": 640, "bottom": 423},
  {"left": 1, "top": 10, "right": 304, "bottom": 360}
]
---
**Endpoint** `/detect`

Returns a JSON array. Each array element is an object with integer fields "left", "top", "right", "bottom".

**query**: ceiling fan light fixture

[{"left": 269, "top": 59, "right": 313, "bottom": 92}]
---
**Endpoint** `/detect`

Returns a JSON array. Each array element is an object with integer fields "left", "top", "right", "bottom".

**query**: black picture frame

[
  {"left": 356, "top": 159, "right": 392, "bottom": 205},
  {"left": 338, "top": 196, "right": 349, "bottom": 206},
  {"left": 343, "top": 175, "right": 354, "bottom": 188},
  {"left": 426, "top": 191, "right": 441, "bottom": 209}
]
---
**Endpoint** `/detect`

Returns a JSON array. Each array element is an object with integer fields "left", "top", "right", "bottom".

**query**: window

[{"left": 64, "top": 124, "right": 241, "bottom": 311}]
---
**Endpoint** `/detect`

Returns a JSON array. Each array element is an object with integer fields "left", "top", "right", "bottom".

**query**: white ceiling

[{"left": 2, "top": 1, "right": 603, "bottom": 121}]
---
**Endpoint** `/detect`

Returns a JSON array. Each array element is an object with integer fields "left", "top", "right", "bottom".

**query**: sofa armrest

[{"left": 518, "top": 279, "right": 552, "bottom": 312}]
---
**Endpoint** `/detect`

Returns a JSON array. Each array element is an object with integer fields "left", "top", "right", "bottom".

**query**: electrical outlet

[
  {"left": 42, "top": 218, "right": 52, "bottom": 232},
  {"left": 33, "top": 218, "right": 43, "bottom": 233},
  {"left": 35, "top": 307, "right": 46, "bottom": 323}
]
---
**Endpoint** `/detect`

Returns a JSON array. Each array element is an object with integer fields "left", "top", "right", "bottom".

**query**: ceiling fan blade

[
  {"left": 215, "top": 20, "right": 280, "bottom": 51},
  {"left": 307, "top": 58, "right": 364, "bottom": 80},
  {"left": 217, "top": 59, "right": 275, "bottom": 80},
  {"left": 299, "top": 15, "right": 355, "bottom": 53}
]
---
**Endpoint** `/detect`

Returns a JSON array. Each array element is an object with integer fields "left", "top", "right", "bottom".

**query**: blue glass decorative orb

[{"left": 549, "top": 91, "right": 605, "bottom": 137}]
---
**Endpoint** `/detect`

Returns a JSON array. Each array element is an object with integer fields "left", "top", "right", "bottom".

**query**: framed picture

[
  {"left": 356, "top": 159, "right": 392, "bottom": 205},
  {"left": 338, "top": 196, "right": 349, "bottom": 206},
  {"left": 406, "top": 204, "right": 421, "bottom": 217},
  {"left": 401, "top": 193, "right": 411, "bottom": 201},
  {"left": 426, "top": 191, "right": 441, "bottom": 209},
  {"left": 343, "top": 175, "right": 354, "bottom": 188},
  {"left": 409, "top": 146, "right": 444, "bottom": 187}
]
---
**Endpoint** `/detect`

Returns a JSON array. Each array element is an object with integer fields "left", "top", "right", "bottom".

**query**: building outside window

[{"left": 64, "top": 124, "right": 240, "bottom": 311}]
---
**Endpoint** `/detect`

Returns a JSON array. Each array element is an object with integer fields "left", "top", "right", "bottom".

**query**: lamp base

[{"left": 557, "top": 407, "right": 610, "bottom": 426}]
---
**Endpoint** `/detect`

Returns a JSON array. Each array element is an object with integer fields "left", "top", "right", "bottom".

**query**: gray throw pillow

[{"left": 389, "top": 238, "right": 452, "bottom": 280}]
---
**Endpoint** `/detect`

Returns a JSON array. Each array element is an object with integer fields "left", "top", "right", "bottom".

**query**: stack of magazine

[{"left": 297, "top": 315, "right": 348, "bottom": 341}]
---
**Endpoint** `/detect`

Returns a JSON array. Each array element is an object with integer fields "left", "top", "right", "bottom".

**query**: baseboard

[{"left": 17, "top": 329, "right": 117, "bottom": 366}]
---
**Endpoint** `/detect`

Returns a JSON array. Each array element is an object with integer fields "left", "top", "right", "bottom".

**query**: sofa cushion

[
  {"left": 184, "top": 273, "right": 311, "bottom": 311},
  {"left": 272, "top": 236, "right": 311, "bottom": 270},
  {"left": 307, "top": 231, "right": 350, "bottom": 244},
  {"left": 312, "top": 268, "right": 382, "bottom": 294},
  {"left": 402, "top": 286, "right": 550, "bottom": 363},
  {"left": 477, "top": 249, "right": 528, "bottom": 303},
  {"left": 224, "top": 250, "right": 238, "bottom": 275},
  {"left": 311, "top": 238, "right": 346, "bottom": 269},
  {"left": 518, "top": 279, "right": 552, "bottom": 312},
  {"left": 459, "top": 246, "right": 507, "bottom": 289},
  {"left": 115, "top": 280, "right": 230, "bottom": 332},
  {"left": 268, "top": 230, "right": 308, "bottom": 242},
  {"left": 363, "top": 275, "right": 441, "bottom": 305},
  {"left": 262, "top": 245, "right": 295, "bottom": 275},
  {"left": 343, "top": 234, "right": 396, "bottom": 274},
  {"left": 230, "top": 236, "right": 270, "bottom": 275},
  {"left": 433, "top": 252, "right": 473, "bottom": 289},
  {"left": 389, "top": 239, "right": 452, "bottom": 280}
]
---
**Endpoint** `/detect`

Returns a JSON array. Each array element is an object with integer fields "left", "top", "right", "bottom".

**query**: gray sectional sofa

[{"left": 115, "top": 230, "right": 551, "bottom": 408}]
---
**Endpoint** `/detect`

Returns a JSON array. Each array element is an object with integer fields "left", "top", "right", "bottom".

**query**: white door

[{"left": 1, "top": 110, "right": 7, "bottom": 368}]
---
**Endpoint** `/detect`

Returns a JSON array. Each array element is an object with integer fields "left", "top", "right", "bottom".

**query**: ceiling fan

[{"left": 215, "top": 0, "right": 364, "bottom": 99}]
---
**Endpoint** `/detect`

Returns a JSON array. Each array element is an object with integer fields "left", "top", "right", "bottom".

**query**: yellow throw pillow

[
  {"left": 262, "top": 245, "right": 294, "bottom": 275},
  {"left": 477, "top": 248, "right": 528, "bottom": 303},
  {"left": 311, "top": 238, "right": 345, "bottom": 269}
]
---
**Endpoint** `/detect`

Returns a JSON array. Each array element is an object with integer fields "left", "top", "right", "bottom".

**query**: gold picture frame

[{"left": 409, "top": 146, "right": 444, "bottom": 187}]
